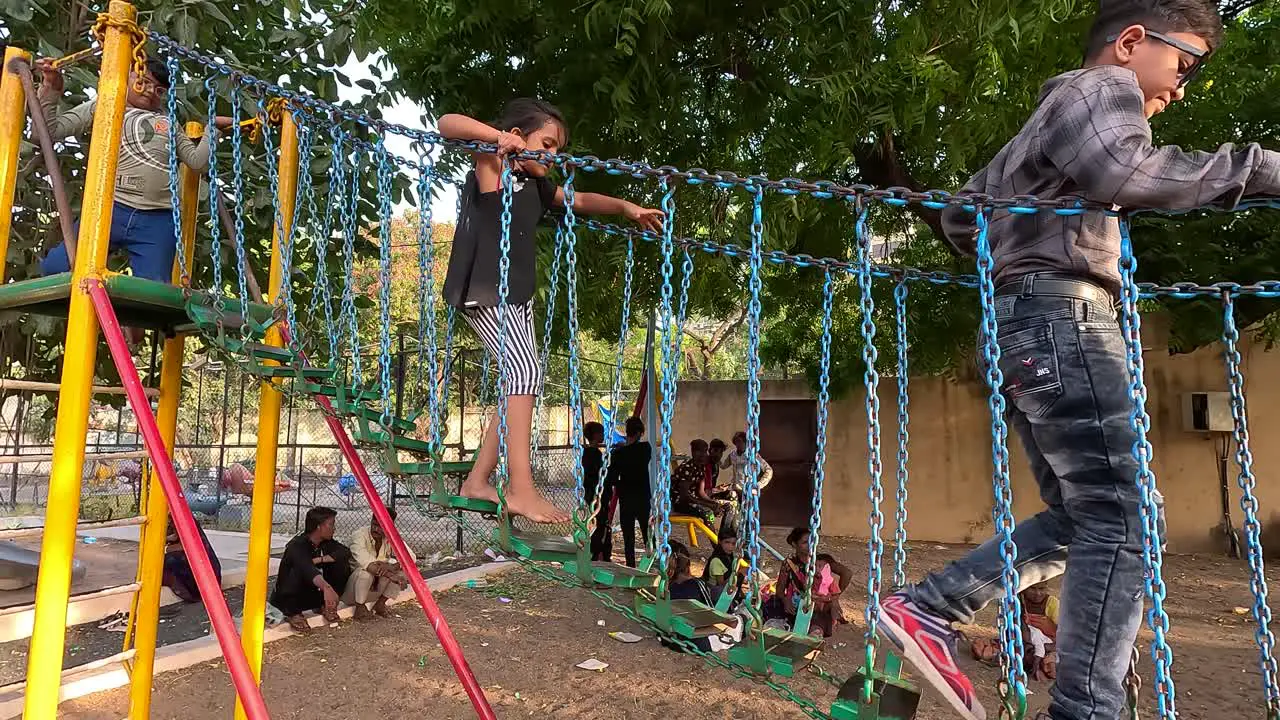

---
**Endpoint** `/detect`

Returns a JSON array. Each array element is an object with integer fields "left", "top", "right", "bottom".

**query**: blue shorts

[{"left": 40, "top": 202, "right": 178, "bottom": 283}]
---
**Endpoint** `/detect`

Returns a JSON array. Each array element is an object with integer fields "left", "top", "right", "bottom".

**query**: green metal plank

[{"left": 0, "top": 274, "right": 72, "bottom": 310}]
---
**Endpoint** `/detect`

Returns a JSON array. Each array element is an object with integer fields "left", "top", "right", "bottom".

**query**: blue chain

[
  {"left": 531, "top": 221, "right": 566, "bottom": 462},
  {"left": 1118, "top": 218, "right": 1176, "bottom": 719},
  {"left": 741, "top": 184, "right": 766, "bottom": 605},
  {"left": 1221, "top": 293, "right": 1280, "bottom": 716},
  {"left": 312, "top": 126, "right": 345, "bottom": 366},
  {"left": 802, "top": 268, "right": 834, "bottom": 611},
  {"left": 493, "top": 162, "right": 515, "bottom": 514},
  {"left": 584, "top": 233, "right": 636, "bottom": 526},
  {"left": 439, "top": 307, "right": 458, "bottom": 415},
  {"left": 652, "top": 178, "right": 678, "bottom": 595},
  {"left": 339, "top": 150, "right": 363, "bottom": 391},
  {"left": 163, "top": 54, "right": 185, "bottom": 286},
  {"left": 375, "top": 138, "right": 395, "bottom": 426},
  {"left": 975, "top": 208, "right": 1028, "bottom": 718},
  {"left": 228, "top": 82, "right": 251, "bottom": 336},
  {"left": 203, "top": 75, "right": 223, "bottom": 310},
  {"left": 259, "top": 105, "right": 313, "bottom": 352},
  {"left": 561, "top": 169, "right": 586, "bottom": 526},
  {"left": 893, "top": 278, "right": 911, "bottom": 589},
  {"left": 853, "top": 200, "right": 886, "bottom": 699},
  {"left": 671, "top": 247, "right": 695, "bottom": 363},
  {"left": 416, "top": 151, "right": 441, "bottom": 445}
]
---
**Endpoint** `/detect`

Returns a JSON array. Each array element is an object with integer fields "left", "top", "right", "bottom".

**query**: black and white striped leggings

[{"left": 463, "top": 302, "right": 542, "bottom": 396}]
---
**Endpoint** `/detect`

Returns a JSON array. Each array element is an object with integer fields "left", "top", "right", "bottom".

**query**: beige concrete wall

[{"left": 672, "top": 323, "right": 1280, "bottom": 554}]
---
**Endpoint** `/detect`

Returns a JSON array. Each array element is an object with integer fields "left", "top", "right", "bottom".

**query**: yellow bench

[{"left": 670, "top": 514, "right": 719, "bottom": 548}]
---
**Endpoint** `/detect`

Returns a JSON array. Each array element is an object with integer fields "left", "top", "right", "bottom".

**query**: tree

[
  {"left": 358, "top": 0, "right": 1280, "bottom": 397},
  {"left": 0, "top": 0, "right": 401, "bottom": 384}
]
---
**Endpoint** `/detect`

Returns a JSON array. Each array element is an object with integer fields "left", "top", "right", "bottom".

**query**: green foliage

[
  {"left": 0, "top": 0, "right": 397, "bottom": 382},
  {"left": 360, "top": 0, "right": 1280, "bottom": 395}
]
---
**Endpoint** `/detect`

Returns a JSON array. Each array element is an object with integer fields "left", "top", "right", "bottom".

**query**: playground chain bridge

[{"left": 1, "top": 2, "right": 1279, "bottom": 719}]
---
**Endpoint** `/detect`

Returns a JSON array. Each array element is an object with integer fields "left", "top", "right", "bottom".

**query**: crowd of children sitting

[{"left": 582, "top": 417, "right": 853, "bottom": 645}]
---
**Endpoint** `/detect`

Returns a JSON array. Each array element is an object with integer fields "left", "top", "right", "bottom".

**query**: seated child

[
  {"left": 702, "top": 531, "right": 737, "bottom": 588},
  {"left": 970, "top": 582, "right": 1060, "bottom": 681}
]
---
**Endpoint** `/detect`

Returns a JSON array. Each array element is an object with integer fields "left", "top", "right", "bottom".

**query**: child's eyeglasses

[{"left": 1107, "top": 28, "right": 1210, "bottom": 88}]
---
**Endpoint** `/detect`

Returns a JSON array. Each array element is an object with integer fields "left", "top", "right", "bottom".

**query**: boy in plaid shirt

[{"left": 876, "top": 2, "right": 1280, "bottom": 719}]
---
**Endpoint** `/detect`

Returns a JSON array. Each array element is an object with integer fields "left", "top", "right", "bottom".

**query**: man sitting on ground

[
  {"left": 344, "top": 509, "right": 414, "bottom": 620},
  {"left": 270, "top": 506, "right": 351, "bottom": 632}
]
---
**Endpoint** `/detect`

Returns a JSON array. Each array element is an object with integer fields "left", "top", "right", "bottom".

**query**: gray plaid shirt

[{"left": 941, "top": 65, "right": 1280, "bottom": 296}]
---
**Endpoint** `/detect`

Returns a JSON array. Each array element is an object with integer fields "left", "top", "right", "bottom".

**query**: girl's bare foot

[
  {"left": 459, "top": 475, "right": 500, "bottom": 504},
  {"left": 504, "top": 490, "right": 571, "bottom": 524}
]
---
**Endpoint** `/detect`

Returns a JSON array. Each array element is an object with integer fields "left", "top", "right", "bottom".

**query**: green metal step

[
  {"left": 353, "top": 419, "right": 435, "bottom": 454},
  {"left": 498, "top": 528, "right": 579, "bottom": 563},
  {"left": 185, "top": 300, "right": 273, "bottom": 338},
  {"left": 728, "top": 625, "right": 823, "bottom": 677},
  {"left": 829, "top": 651, "right": 920, "bottom": 720},
  {"left": 636, "top": 598, "right": 736, "bottom": 639},
  {"left": 561, "top": 559, "right": 660, "bottom": 589},
  {"left": 436, "top": 494, "right": 500, "bottom": 515},
  {"left": 0, "top": 273, "right": 273, "bottom": 333},
  {"left": 240, "top": 361, "right": 332, "bottom": 380},
  {"left": 299, "top": 382, "right": 381, "bottom": 403},
  {"left": 344, "top": 404, "right": 416, "bottom": 434}
]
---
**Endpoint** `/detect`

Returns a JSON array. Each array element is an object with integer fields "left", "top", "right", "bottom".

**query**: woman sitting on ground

[{"left": 764, "top": 527, "right": 852, "bottom": 637}]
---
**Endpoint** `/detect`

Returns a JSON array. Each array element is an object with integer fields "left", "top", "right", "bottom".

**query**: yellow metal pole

[
  {"left": 24, "top": 3, "right": 135, "bottom": 717},
  {"left": 234, "top": 109, "right": 298, "bottom": 720},
  {"left": 0, "top": 46, "right": 32, "bottom": 282},
  {"left": 126, "top": 121, "right": 202, "bottom": 719}
]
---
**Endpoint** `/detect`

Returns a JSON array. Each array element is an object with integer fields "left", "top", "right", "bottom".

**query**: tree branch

[{"left": 854, "top": 130, "right": 955, "bottom": 256}]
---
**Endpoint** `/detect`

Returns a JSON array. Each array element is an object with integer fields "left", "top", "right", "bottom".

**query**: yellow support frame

[
  {"left": 0, "top": 46, "right": 32, "bottom": 280},
  {"left": 126, "top": 121, "right": 203, "bottom": 718},
  {"left": 235, "top": 108, "right": 299, "bottom": 720},
  {"left": 24, "top": 2, "right": 135, "bottom": 716}
]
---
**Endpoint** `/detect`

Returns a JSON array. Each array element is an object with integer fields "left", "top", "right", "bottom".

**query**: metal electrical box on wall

[{"left": 1181, "top": 392, "right": 1234, "bottom": 433}]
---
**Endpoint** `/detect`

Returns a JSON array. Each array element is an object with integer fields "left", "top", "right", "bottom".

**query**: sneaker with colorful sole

[{"left": 878, "top": 591, "right": 986, "bottom": 720}]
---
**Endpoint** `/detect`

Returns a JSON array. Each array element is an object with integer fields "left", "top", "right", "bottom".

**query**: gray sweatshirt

[
  {"left": 41, "top": 97, "right": 218, "bottom": 211},
  {"left": 941, "top": 65, "right": 1280, "bottom": 296}
]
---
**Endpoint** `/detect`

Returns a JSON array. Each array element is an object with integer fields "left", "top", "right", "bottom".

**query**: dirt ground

[{"left": 61, "top": 534, "right": 1274, "bottom": 720}]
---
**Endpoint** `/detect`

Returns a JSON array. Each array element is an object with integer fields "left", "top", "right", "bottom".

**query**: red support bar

[
  {"left": 86, "top": 279, "right": 271, "bottom": 720},
  {"left": 279, "top": 325, "right": 497, "bottom": 720}
]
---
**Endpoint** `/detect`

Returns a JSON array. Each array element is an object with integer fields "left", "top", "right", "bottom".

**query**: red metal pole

[
  {"left": 86, "top": 279, "right": 271, "bottom": 720},
  {"left": 279, "top": 325, "right": 496, "bottom": 720}
]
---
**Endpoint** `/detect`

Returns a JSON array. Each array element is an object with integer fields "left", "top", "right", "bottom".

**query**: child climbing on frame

[
  {"left": 877, "top": 2, "right": 1280, "bottom": 719},
  {"left": 439, "top": 99, "right": 663, "bottom": 524},
  {"left": 34, "top": 55, "right": 234, "bottom": 283}
]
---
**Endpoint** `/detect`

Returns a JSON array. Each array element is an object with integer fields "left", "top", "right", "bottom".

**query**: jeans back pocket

[{"left": 998, "top": 324, "right": 1063, "bottom": 417}]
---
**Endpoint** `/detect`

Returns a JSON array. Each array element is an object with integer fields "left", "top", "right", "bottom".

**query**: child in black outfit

[
  {"left": 605, "top": 416, "right": 652, "bottom": 567},
  {"left": 439, "top": 100, "right": 663, "bottom": 524},
  {"left": 582, "top": 421, "right": 612, "bottom": 560}
]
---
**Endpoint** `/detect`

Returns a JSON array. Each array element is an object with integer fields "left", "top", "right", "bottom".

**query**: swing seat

[
  {"left": 497, "top": 527, "right": 580, "bottom": 563},
  {"left": 830, "top": 653, "right": 921, "bottom": 720},
  {"left": 728, "top": 625, "right": 824, "bottom": 676},
  {"left": 561, "top": 560, "right": 660, "bottom": 589},
  {"left": 636, "top": 598, "right": 737, "bottom": 638}
]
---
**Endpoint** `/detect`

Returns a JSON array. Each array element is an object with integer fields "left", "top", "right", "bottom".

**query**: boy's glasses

[{"left": 1107, "top": 28, "right": 1210, "bottom": 87}]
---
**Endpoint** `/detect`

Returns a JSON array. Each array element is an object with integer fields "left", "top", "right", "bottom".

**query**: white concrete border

[{"left": 0, "top": 561, "right": 515, "bottom": 719}]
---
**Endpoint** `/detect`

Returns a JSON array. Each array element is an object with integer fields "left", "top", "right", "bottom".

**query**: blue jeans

[
  {"left": 907, "top": 287, "right": 1146, "bottom": 720},
  {"left": 40, "top": 202, "right": 177, "bottom": 282}
]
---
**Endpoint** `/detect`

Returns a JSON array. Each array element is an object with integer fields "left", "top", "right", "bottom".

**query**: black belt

[{"left": 995, "top": 273, "right": 1115, "bottom": 308}]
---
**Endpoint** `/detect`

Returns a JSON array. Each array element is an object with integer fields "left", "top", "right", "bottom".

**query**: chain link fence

[{"left": 0, "top": 336, "right": 613, "bottom": 564}]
